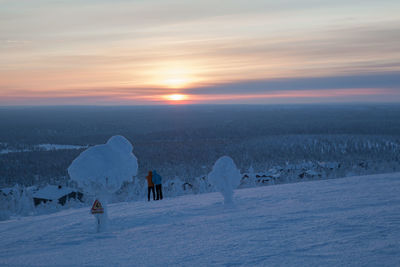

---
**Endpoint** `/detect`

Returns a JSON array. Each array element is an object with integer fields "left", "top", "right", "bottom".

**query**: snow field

[{"left": 1, "top": 173, "right": 400, "bottom": 266}]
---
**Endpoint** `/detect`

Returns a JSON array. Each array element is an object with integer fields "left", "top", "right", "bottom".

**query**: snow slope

[{"left": 1, "top": 173, "right": 400, "bottom": 266}]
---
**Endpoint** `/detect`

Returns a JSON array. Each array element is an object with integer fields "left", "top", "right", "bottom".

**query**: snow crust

[
  {"left": 208, "top": 156, "right": 241, "bottom": 204},
  {"left": 68, "top": 135, "right": 138, "bottom": 193},
  {"left": 1, "top": 173, "right": 400, "bottom": 266}
]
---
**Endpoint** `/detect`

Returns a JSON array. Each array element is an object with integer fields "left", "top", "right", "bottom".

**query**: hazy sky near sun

[{"left": 1, "top": 0, "right": 400, "bottom": 105}]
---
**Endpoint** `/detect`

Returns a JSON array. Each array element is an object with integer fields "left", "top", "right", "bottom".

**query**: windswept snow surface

[{"left": 1, "top": 173, "right": 400, "bottom": 266}]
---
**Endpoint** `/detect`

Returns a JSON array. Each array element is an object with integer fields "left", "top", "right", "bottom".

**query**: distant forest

[{"left": 1, "top": 104, "right": 400, "bottom": 187}]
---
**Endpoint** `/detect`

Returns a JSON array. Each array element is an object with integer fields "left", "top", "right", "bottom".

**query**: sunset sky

[{"left": 1, "top": 0, "right": 399, "bottom": 105}]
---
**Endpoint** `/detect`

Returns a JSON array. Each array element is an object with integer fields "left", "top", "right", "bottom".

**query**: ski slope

[{"left": 1, "top": 173, "right": 400, "bottom": 266}]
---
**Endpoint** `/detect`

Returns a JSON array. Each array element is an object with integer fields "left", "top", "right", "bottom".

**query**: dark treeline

[{"left": 1, "top": 104, "right": 400, "bottom": 187}]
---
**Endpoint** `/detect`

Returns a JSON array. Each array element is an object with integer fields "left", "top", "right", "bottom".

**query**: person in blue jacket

[{"left": 152, "top": 170, "right": 163, "bottom": 200}]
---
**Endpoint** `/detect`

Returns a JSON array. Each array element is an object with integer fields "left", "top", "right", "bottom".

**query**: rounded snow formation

[
  {"left": 106, "top": 135, "right": 133, "bottom": 154},
  {"left": 208, "top": 156, "right": 241, "bottom": 204},
  {"left": 68, "top": 135, "right": 138, "bottom": 194}
]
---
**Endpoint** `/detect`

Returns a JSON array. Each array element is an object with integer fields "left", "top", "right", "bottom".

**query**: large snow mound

[{"left": 68, "top": 135, "right": 138, "bottom": 193}]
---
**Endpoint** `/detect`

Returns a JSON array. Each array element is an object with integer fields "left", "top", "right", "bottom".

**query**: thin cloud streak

[
  {"left": 185, "top": 73, "right": 400, "bottom": 95},
  {"left": 2, "top": 88, "right": 397, "bottom": 106},
  {"left": 0, "top": 0, "right": 399, "bottom": 104}
]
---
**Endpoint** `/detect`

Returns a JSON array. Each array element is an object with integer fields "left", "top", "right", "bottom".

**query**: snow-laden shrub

[
  {"left": 239, "top": 166, "right": 257, "bottom": 188},
  {"left": 192, "top": 176, "right": 213, "bottom": 194},
  {"left": 68, "top": 135, "right": 138, "bottom": 232},
  {"left": 68, "top": 135, "right": 138, "bottom": 194},
  {"left": 0, "top": 185, "right": 35, "bottom": 220},
  {"left": 0, "top": 194, "right": 12, "bottom": 220},
  {"left": 16, "top": 188, "right": 35, "bottom": 216},
  {"left": 208, "top": 156, "right": 241, "bottom": 204},
  {"left": 112, "top": 179, "right": 147, "bottom": 203}
]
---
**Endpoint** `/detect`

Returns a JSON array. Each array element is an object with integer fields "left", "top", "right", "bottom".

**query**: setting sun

[{"left": 164, "top": 94, "right": 187, "bottom": 102}]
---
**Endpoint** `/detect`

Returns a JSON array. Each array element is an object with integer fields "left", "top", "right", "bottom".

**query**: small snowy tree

[
  {"left": 247, "top": 165, "right": 257, "bottom": 187},
  {"left": 68, "top": 135, "right": 138, "bottom": 232},
  {"left": 16, "top": 187, "right": 35, "bottom": 216},
  {"left": 208, "top": 156, "right": 241, "bottom": 205}
]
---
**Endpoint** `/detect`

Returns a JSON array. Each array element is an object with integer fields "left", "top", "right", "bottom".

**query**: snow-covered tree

[
  {"left": 245, "top": 165, "right": 257, "bottom": 188},
  {"left": 16, "top": 187, "right": 34, "bottom": 216},
  {"left": 68, "top": 135, "right": 138, "bottom": 231},
  {"left": 208, "top": 156, "right": 241, "bottom": 204}
]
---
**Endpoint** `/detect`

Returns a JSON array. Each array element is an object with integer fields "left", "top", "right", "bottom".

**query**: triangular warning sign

[{"left": 91, "top": 199, "right": 104, "bottom": 214}]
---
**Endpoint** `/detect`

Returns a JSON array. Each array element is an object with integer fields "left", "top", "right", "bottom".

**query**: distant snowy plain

[
  {"left": 0, "top": 144, "right": 87, "bottom": 154},
  {"left": 1, "top": 173, "right": 400, "bottom": 266}
]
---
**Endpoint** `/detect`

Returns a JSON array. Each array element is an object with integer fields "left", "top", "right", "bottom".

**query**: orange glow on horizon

[
  {"left": 1, "top": 87, "right": 396, "bottom": 105},
  {"left": 160, "top": 88, "right": 389, "bottom": 104}
]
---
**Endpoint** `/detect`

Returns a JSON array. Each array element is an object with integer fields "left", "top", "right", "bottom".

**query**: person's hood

[{"left": 153, "top": 170, "right": 157, "bottom": 175}]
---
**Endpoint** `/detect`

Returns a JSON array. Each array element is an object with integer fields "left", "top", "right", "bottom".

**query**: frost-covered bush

[
  {"left": 239, "top": 166, "right": 257, "bottom": 188},
  {"left": 192, "top": 176, "right": 213, "bottom": 194},
  {"left": 17, "top": 188, "right": 35, "bottom": 216},
  {"left": 208, "top": 156, "right": 241, "bottom": 204},
  {"left": 0, "top": 194, "right": 12, "bottom": 220},
  {"left": 163, "top": 178, "right": 186, "bottom": 197},
  {"left": 68, "top": 135, "right": 138, "bottom": 194},
  {"left": 68, "top": 135, "right": 138, "bottom": 231},
  {"left": 0, "top": 185, "right": 35, "bottom": 220},
  {"left": 112, "top": 179, "right": 147, "bottom": 203}
]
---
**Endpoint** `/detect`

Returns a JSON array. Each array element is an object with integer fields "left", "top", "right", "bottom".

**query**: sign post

[{"left": 91, "top": 199, "right": 104, "bottom": 232}]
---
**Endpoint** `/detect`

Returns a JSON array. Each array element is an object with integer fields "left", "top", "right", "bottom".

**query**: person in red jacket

[{"left": 146, "top": 171, "right": 155, "bottom": 201}]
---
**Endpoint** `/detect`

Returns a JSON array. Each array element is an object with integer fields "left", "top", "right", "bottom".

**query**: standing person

[
  {"left": 152, "top": 170, "right": 163, "bottom": 200},
  {"left": 146, "top": 171, "right": 155, "bottom": 201}
]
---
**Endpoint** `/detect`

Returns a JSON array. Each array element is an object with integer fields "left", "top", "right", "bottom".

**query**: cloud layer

[{"left": 0, "top": 0, "right": 399, "bottom": 104}]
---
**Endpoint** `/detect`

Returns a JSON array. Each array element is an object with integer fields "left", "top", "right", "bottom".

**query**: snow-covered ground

[{"left": 1, "top": 173, "right": 400, "bottom": 266}]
